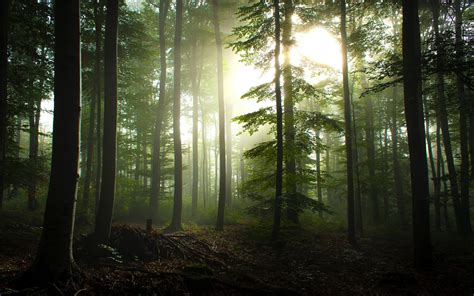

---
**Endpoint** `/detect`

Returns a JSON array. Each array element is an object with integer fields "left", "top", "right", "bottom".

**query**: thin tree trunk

[
  {"left": 316, "top": 130, "right": 322, "bottom": 218},
  {"left": 27, "top": 99, "right": 40, "bottom": 211},
  {"left": 271, "top": 0, "right": 283, "bottom": 241},
  {"left": 424, "top": 94, "right": 441, "bottom": 231},
  {"left": 95, "top": 0, "right": 118, "bottom": 244},
  {"left": 436, "top": 119, "right": 443, "bottom": 230},
  {"left": 23, "top": 0, "right": 80, "bottom": 282},
  {"left": 365, "top": 96, "right": 379, "bottom": 223},
  {"left": 226, "top": 103, "right": 233, "bottom": 208},
  {"left": 0, "top": 0, "right": 9, "bottom": 210},
  {"left": 212, "top": 0, "right": 227, "bottom": 231},
  {"left": 391, "top": 86, "right": 407, "bottom": 230},
  {"left": 83, "top": 0, "right": 102, "bottom": 210},
  {"left": 282, "top": 0, "right": 297, "bottom": 223},
  {"left": 169, "top": 0, "right": 183, "bottom": 231},
  {"left": 191, "top": 34, "right": 199, "bottom": 217},
  {"left": 431, "top": 0, "right": 464, "bottom": 234},
  {"left": 350, "top": 98, "right": 363, "bottom": 235},
  {"left": 341, "top": 0, "right": 356, "bottom": 246},
  {"left": 402, "top": 0, "right": 432, "bottom": 269},
  {"left": 455, "top": 0, "right": 471, "bottom": 233},
  {"left": 150, "top": 0, "right": 170, "bottom": 218}
]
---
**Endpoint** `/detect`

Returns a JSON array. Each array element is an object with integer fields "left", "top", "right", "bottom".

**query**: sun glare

[{"left": 292, "top": 27, "right": 341, "bottom": 70}]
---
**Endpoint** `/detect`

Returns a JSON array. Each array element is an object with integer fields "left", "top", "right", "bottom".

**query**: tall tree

[
  {"left": 213, "top": 0, "right": 227, "bottom": 231},
  {"left": 169, "top": 0, "right": 184, "bottom": 232},
  {"left": 191, "top": 31, "right": 199, "bottom": 217},
  {"left": 0, "top": 0, "right": 9, "bottom": 209},
  {"left": 95, "top": 0, "right": 118, "bottom": 244},
  {"left": 150, "top": 0, "right": 170, "bottom": 219},
  {"left": 83, "top": 0, "right": 103, "bottom": 210},
  {"left": 430, "top": 0, "right": 465, "bottom": 234},
  {"left": 21, "top": 0, "right": 81, "bottom": 282},
  {"left": 271, "top": 0, "right": 283, "bottom": 241},
  {"left": 226, "top": 103, "right": 233, "bottom": 208},
  {"left": 282, "top": 0, "right": 297, "bottom": 223},
  {"left": 454, "top": 0, "right": 471, "bottom": 233},
  {"left": 402, "top": 0, "right": 432, "bottom": 269},
  {"left": 364, "top": 96, "right": 379, "bottom": 223},
  {"left": 340, "top": 0, "right": 356, "bottom": 246}
]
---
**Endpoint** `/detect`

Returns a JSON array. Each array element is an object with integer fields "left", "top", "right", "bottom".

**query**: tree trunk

[
  {"left": 226, "top": 103, "right": 233, "bottom": 208},
  {"left": 95, "top": 0, "right": 118, "bottom": 244},
  {"left": 364, "top": 96, "right": 379, "bottom": 224},
  {"left": 83, "top": 0, "right": 102, "bottom": 211},
  {"left": 271, "top": 0, "right": 283, "bottom": 241},
  {"left": 424, "top": 94, "right": 441, "bottom": 231},
  {"left": 316, "top": 130, "right": 322, "bottom": 218},
  {"left": 455, "top": 0, "right": 471, "bottom": 233},
  {"left": 402, "top": 0, "right": 432, "bottom": 269},
  {"left": 191, "top": 34, "right": 199, "bottom": 217},
  {"left": 27, "top": 99, "right": 40, "bottom": 211},
  {"left": 282, "top": 0, "right": 297, "bottom": 223},
  {"left": 0, "top": 0, "right": 9, "bottom": 210},
  {"left": 431, "top": 0, "right": 465, "bottom": 234},
  {"left": 351, "top": 98, "right": 363, "bottom": 235},
  {"left": 23, "top": 0, "right": 80, "bottom": 282},
  {"left": 213, "top": 0, "right": 227, "bottom": 231},
  {"left": 150, "top": 0, "right": 170, "bottom": 219},
  {"left": 340, "top": 0, "right": 356, "bottom": 246},
  {"left": 391, "top": 86, "right": 407, "bottom": 230},
  {"left": 169, "top": 0, "right": 183, "bottom": 232}
]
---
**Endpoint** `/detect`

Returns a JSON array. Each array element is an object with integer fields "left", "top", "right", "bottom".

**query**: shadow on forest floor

[{"left": 0, "top": 213, "right": 473, "bottom": 295}]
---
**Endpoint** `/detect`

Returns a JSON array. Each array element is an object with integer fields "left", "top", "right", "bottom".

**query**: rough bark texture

[
  {"left": 150, "top": 0, "right": 170, "bottom": 218},
  {"left": 24, "top": 0, "right": 81, "bottom": 282},
  {"left": 271, "top": 0, "right": 283, "bottom": 241},
  {"left": 95, "top": 0, "right": 118, "bottom": 244},
  {"left": 169, "top": 0, "right": 183, "bottom": 232},
  {"left": 0, "top": 0, "right": 7, "bottom": 209},
  {"left": 402, "top": 0, "right": 432, "bottom": 269},
  {"left": 341, "top": 0, "right": 356, "bottom": 246},
  {"left": 213, "top": 0, "right": 227, "bottom": 231}
]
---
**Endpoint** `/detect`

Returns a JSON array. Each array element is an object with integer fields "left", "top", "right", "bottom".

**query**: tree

[
  {"left": 82, "top": 0, "right": 103, "bottom": 210},
  {"left": 169, "top": 0, "right": 184, "bottom": 232},
  {"left": 21, "top": 0, "right": 81, "bottom": 282},
  {"left": 0, "top": 0, "right": 9, "bottom": 209},
  {"left": 213, "top": 0, "right": 227, "bottom": 231},
  {"left": 150, "top": 0, "right": 170, "bottom": 219},
  {"left": 402, "top": 0, "right": 431, "bottom": 270},
  {"left": 340, "top": 0, "right": 356, "bottom": 246},
  {"left": 95, "top": 0, "right": 118, "bottom": 244},
  {"left": 271, "top": 0, "right": 283, "bottom": 241}
]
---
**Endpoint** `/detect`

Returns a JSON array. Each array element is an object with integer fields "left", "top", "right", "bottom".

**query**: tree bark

[
  {"left": 0, "top": 0, "right": 9, "bottom": 210},
  {"left": 340, "top": 0, "right": 356, "bottom": 246},
  {"left": 454, "top": 0, "right": 471, "bottom": 233},
  {"left": 213, "top": 0, "right": 227, "bottom": 231},
  {"left": 402, "top": 0, "right": 432, "bottom": 269},
  {"left": 150, "top": 0, "right": 170, "bottom": 218},
  {"left": 191, "top": 34, "right": 199, "bottom": 217},
  {"left": 364, "top": 96, "right": 379, "bottom": 224},
  {"left": 95, "top": 0, "right": 118, "bottom": 244},
  {"left": 282, "top": 0, "right": 298, "bottom": 223},
  {"left": 391, "top": 86, "right": 407, "bottom": 230},
  {"left": 23, "top": 0, "right": 80, "bottom": 282},
  {"left": 27, "top": 98, "right": 40, "bottom": 211},
  {"left": 83, "top": 0, "right": 102, "bottom": 211},
  {"left": 271, "top": 0, "right": 283, "bottom": 241},
  {"left": 226, "top": 103, "right": 233, "bottom": 208},
  {"left": 169, "top": 0, "right": 183, "bottom": 231}
]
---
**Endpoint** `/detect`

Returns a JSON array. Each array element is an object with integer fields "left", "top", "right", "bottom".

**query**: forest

[{"left": 0, "top": 0, "right": 473, "bottom": 294}]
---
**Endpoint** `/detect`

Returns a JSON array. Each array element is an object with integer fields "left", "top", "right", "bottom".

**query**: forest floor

[{"left": 0, "top": 212, "right": 473, "bottom": 295}]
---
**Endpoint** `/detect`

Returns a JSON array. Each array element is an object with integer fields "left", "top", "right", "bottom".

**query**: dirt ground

[{"left": 0, "top": 215, "right": 473, "bottom": 295}]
